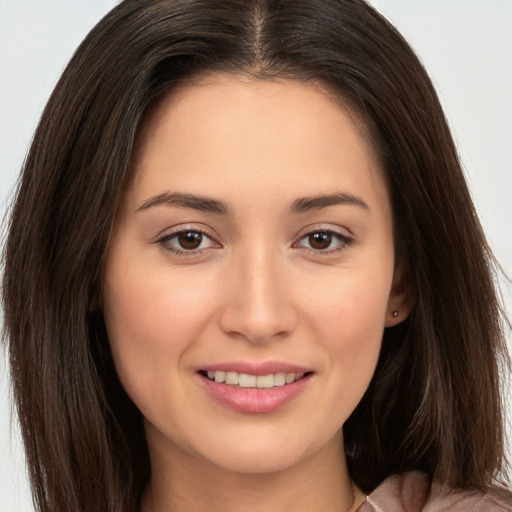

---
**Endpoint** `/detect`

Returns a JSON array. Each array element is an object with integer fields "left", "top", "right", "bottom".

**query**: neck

[{"left": 141, "top": 431, "right": 364, "bottom": 512}]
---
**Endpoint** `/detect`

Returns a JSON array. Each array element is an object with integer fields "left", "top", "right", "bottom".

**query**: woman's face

[{"left": 103, "top": 76, "right": 407, "bottom": 474}]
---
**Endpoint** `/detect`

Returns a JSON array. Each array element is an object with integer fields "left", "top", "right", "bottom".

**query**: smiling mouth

[{"left": 199, "top": 370, "right": 313, "bottom": 389}]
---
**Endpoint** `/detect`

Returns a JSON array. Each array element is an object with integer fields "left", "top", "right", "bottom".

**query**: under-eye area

[{"left": 199, "top": 370, "right": 314, "bottom": 389}]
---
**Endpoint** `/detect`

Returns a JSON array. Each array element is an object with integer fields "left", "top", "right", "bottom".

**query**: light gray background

[{"left": 1, "top": 1, "right": 511, "bottom": 510}]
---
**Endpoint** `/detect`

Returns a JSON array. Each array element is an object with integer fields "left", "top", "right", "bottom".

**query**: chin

[
  {"left": 205, "top": 447, "right": 307, "bottom": 475},
  {"left": 187, "top": 426, "right": 340, "bottom": 476}
]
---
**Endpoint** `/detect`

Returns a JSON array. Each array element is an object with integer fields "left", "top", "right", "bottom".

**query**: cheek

[
  {"left": 105, "top": 256, "right": 214, "bottom": 341},
  {"left": 300, "top": 267, "right": 391, "bottom": 408},
  {"left": 101, "top": 254, "right": 216, "bottom": 403},
  {"left": 302, "top": 262, "right": 391, "bottom": 342},
  {"left": 320, "top": 288, "right": 385, "bottom": 374}
]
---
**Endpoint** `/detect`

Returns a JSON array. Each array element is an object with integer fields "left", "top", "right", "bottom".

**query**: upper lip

[{"left": 199, "top": 361, "right": 312, "bottom": 376}]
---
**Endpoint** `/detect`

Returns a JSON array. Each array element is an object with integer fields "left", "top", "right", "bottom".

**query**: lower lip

[{"left": 199, "top": 374, "right": 312, "bottom": 413}]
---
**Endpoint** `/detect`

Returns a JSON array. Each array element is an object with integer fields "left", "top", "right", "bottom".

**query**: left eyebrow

[{"left": 290, "top": 192, "right": 370, "bottom": 214}]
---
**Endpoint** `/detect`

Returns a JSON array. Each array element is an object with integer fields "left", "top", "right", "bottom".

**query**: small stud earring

[{"left": 392, "top": 311, "right": 399, "bottom": 318}]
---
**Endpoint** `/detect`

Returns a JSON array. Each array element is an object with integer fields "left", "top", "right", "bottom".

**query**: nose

[{"left": 218, "top": 247, "right": 297, "bottom": 344}]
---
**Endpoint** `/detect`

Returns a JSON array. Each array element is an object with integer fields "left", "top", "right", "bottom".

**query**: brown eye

[
  {"left": 294, "top": 229, "right": 353, "bottom": 254},
  {"left": 308, "top": 232, "right": 332, "bottom": 250},
  {"left": 177, "top": 231, "right": 203, "bottom": 250},
  {"left": 157, "top": 229, "right": 219, "bottom": 254}
]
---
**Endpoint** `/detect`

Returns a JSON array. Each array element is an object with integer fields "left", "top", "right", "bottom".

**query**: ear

[{"left": 385, "top": 264, "right": 414, "bottom": 327}]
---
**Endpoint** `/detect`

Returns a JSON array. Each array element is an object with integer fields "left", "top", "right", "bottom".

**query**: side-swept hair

[{"left": 3, "top": 1, "right": 509, "bottom": 511}]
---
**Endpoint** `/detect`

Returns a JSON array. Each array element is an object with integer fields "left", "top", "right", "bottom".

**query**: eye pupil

[
  {"left": 309, "top": 232, "right": 332, "bottom": 250},
  {"left": 178, "top": 231, "right": 203, "bottom": 250}
]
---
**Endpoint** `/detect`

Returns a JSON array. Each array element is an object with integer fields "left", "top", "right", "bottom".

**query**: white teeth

[
  {"left": 285, "top": 373, "right": 295, "bottom": 384},
  {"left": 206, "top": 370, "right": 307, "bottom": 388},
  {"left": 238, "top": 373, "right": 257, "bottom": 387},
  {"left": 225, "top": 371, "right": 239, "bottom": 385},
  {"left": 274, "top": 372, "right": 286, "bottom": 386},
  {"left": 256, "top": 374, "right": 274, "bottom": 388}
]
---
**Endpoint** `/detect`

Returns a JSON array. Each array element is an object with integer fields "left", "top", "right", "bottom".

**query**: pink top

[{"left": 356, "top": 472, "right": 512, "bottom": 512}]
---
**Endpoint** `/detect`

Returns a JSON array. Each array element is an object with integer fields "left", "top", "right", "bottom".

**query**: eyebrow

[
  {"left": 137, "top": 191, "right": 369, "bottom": 215},
  {"left": 290, "top": 192, "right": 369, "bottom": 213},
  {"left": 137, "top": 192, "right": 229, "bottom": 215}
]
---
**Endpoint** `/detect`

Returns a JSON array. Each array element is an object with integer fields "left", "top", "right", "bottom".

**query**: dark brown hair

[{"left": 2, "top": 1, "right": 510, "bottom": 511}]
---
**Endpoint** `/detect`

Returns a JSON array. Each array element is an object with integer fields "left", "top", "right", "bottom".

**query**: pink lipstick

[{"left": 197, "top": 362, "right": 313, "bottom": 413}]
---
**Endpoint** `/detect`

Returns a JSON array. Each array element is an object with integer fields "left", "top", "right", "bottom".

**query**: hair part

[{"left": 2, "top": 1, "right": 509, "bottom": 511}]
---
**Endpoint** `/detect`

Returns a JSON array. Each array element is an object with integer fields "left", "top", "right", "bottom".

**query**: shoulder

[{"left": 356, "top": 472, "right": 512, "bottom": 512}]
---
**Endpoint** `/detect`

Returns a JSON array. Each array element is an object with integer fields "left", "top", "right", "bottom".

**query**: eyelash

[
  {"left": 292, "top": 229, "right": 354, "bottom": 255},
  {"left": 155, "top": 228, "right": 220, "bottom": 256},
  {"left": 155, "top": 227, "right": 354, "bottom": 256}
]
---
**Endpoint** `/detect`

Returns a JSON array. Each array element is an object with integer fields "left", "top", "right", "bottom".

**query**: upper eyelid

[
  {"left": 159, "top": 230, "right": 215, "bottom": 243},
  {"left": 292, "top": 227, "right": 355, "bottom": 252},
  {"left": 293, "top": 223, "right": 354, "bottom": 240},
  {"left": 155, "top": 229, "right": 221, "bottom": 256},
  {"left": 295, "top": 229, "right": 353, "bottom": 243},
  {"left": 153, "top": 224, "right": 353, "bottom": 248},
  {"left": 154, "top": 223, "right": 219, "bottom": 242}
]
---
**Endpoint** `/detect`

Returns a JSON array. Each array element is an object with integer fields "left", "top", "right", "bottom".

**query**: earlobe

[
  {"left": 385, "top": 308, "right": 405, "bottom": 327},
  {"left": 385, "top": 266, "right": 414, "bottom": 327},
  {"left": 385, "top": 303, "right": 413, "bottom": 327}
]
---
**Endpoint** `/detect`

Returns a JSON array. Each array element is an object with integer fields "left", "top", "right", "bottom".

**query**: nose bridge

[
  {"left": 245, "top": 244, "right": 279, "bottom": 311},
  {"left": 219, "top": 240, "right": 295, "bottom": 343}
]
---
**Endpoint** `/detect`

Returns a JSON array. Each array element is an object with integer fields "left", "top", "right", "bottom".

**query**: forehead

[
  {"left": 136, "top": 75, "right": 377, "bottom": 159},
  {"left": 128, "top": 75, "right": 388, "bottom": 213}
]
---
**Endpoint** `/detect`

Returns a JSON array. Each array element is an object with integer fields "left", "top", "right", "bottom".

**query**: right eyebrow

[{"left": 136, "top": 192, "right": 230, "bottom": 215}]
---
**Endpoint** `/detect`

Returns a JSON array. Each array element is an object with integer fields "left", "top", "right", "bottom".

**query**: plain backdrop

[{"left": 1, "top": 1, "right": 511, "bottom": 510}]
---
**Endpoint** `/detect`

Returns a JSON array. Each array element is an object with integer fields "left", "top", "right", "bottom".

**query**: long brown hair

[{"left": 2, "top": 1, "right": 510, "bottom": 511}]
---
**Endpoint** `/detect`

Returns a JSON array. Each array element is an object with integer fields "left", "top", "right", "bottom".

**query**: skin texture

[{"left": 103, "top": 76, "right": 410, "bottom": 512}]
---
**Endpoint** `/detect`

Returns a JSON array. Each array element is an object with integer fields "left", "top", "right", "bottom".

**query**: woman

[{"left": 2, "top": 1, "right": 511, "bottom": 511}]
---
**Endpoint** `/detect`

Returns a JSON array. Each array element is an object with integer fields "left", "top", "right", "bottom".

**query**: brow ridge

[
  {"left": 138, "top": 191, "right": 368, "bottom": 215},
  {"left": 137, "top": 192, "right": 229, "bottom": 214},
  {"left": 290, "top": 192, "right": 369, "bottom": 213}
]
